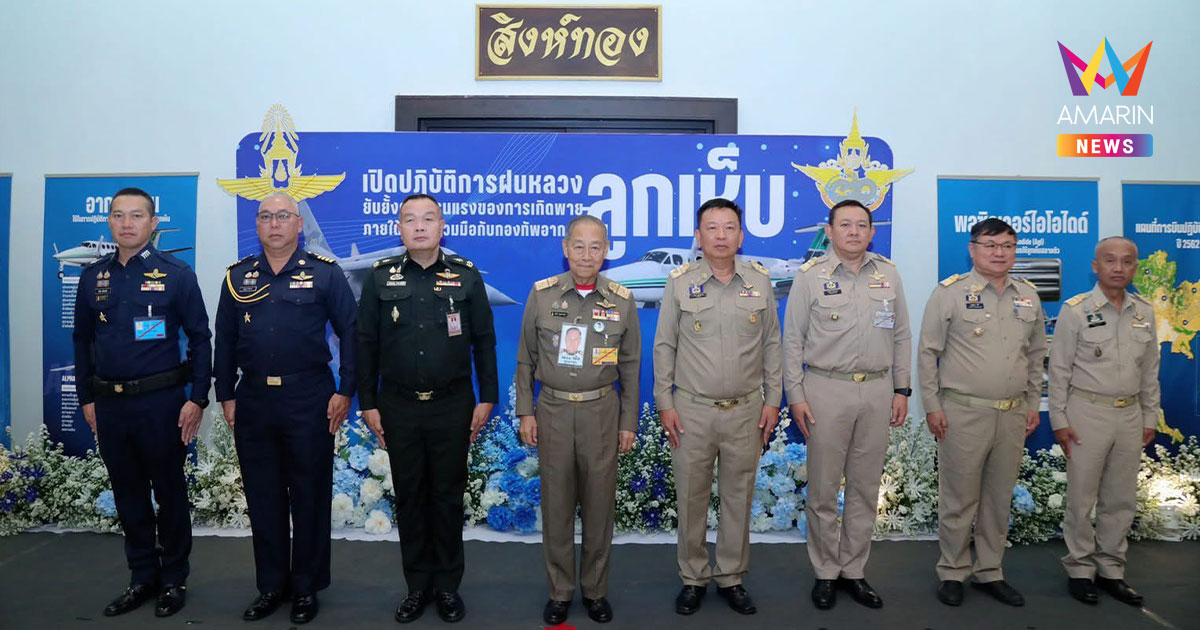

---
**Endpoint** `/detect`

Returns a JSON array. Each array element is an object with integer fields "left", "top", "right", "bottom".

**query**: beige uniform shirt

[
  {"left": 782, "top": 251, "right": 912, "bottom": 403},
  {"left": 515, "top": 272, "right": 641, "bottom": 431},
  {"left": 653, "top": 258, "right": 783, "bottom": 410},
  {"left": 918, "top": 269, "right": 1047, "bottom": 413},
  {"left": 1047, "top": 285, "right": 1161, "bottom": 430}
]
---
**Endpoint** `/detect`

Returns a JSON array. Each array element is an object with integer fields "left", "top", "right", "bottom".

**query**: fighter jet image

[
  {"left": 295, "top": 200, "right": 518, "bottom": 306},
  {"left": 52, "top": 229, "right": 190, "bottom": 278}
]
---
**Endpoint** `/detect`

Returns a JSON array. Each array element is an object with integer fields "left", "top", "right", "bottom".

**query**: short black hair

[
  {"left": 969, "top": 217, "right": 1016, "bottom": 240},
  {"left": 112, "top": 187, "right": 155, "bottom": 215},
  {"left": 828, "top": 199, "right": 871, "bottom": 226},
  {"left": 696, "top": 197, "right": 743, "bottom": 226},
  {"left": 400, "top": 193, "right": 440, "bottom": 211}
]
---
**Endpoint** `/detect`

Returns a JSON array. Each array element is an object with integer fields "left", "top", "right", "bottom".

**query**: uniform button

[
  {"left": 419, "top": 351, "right": 424, "bottom": 356},
  {"left": 985, "top": 313, "right": 992, "bottom": 319}
]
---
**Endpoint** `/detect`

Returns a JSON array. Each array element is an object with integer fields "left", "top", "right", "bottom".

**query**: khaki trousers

[
  {"left": 537, "top": 388, "right": 619, "bottom": 600},
  {"left": 803, "top": 372, "right": 892, "bottom": 579},
  {"left": 1061, "top": 394, "right": 1142, "bottom": 579},
  {"left": 936, "top": 397, "right": 1026, "bottom": 582},
  {"left": 672, "top": 392, "right": 763, "bottom": 587}
]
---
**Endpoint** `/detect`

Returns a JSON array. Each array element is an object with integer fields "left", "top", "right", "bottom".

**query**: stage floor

[{"left": 1, "top": 533, "right": 1196, "bottom": 629}]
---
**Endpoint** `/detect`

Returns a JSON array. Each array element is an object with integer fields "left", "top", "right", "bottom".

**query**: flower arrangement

[{"left": 5, "top": 406, "right": 1200, "bottom": 545}]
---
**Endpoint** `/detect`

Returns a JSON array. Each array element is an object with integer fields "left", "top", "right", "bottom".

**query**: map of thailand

[{"left": 1135, "top": 251, "right": 1196, "bottom": 444}]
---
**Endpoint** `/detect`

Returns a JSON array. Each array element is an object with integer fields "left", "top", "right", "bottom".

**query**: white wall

[{"left": 3, "top": 0, "right": 1197, "bottom": 442}]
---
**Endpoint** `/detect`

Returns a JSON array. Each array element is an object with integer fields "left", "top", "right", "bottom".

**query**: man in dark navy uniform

[
  {"left": 214, "top": 191, "right": 356, "bottom": 625},
  {"left": 73, "top": 187, "right": 212, "bottom": 618},
  {"left": 358, "top": 193, "right": 498, "bottom": 624}
]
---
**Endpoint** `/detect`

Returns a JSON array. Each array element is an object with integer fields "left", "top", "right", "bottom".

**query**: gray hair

[
  {"left": 1095, "top": 236, "right": 1138, "bottom": 258},
  {"left": 258, "top": 191, "right": 299, "bottom": 212},
  {"left": 563, "top": 215, "right": 608, "bottom": 243}
]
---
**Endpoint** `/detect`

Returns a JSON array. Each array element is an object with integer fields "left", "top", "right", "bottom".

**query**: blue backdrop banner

[
  {"left": 936, "top": 177, "right": 1099, "bottom": 450},
  {"left": 0, "top": 175, "right": 10, "bottom": 448},
  {"left": 1124, "top": 182, "right": 1200, "bottom": 445},
  {"left": 42, "top": 174, "right": 198, "bottom": 456},
  {"left": 221, "top": 129, "right": 909, "bottom": 431}
]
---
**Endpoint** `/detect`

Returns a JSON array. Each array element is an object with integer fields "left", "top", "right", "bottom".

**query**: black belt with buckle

[
  {"left": 91, "top": 363, "right": 191, "bottom": 398},
  {"left": 241, "top": 367, "right": 328, "bottom": 388},
  {"left": 385, "top": 378, "right": 471, "bottom": 403}
]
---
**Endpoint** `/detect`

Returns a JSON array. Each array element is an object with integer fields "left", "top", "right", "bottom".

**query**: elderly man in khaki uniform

[
  {"left": 517, "top": 215, "right": 640, "bottom": 626},
  {"left": 784, "top": 199, "right": 911, "bottom": 611},
  {"left": 1049, "top": 236, "right": 1159, "bottom": 607},
  {"left": 918, "top": 217, "right": 1045, "bottom": 608},
  {"left": 654, "top": 198, "right": 783, "bottom": 617}
]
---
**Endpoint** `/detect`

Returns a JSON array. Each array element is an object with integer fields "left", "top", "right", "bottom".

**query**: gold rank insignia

[
  {"left": 436, "top": 270, "right": 461, "bottom": 280},
  {"left": 973, "top": 327, "right": 984, "bottom": 337},
  {"left": 597, "top": 299, "right": 615, "bottom": 310},
  {"left": 143, "top": 268, "right": 167, "bottom": 279},
  {"left": 292, "top": 271, "right": 314, "bottom": 281},
  {"left": 244, "top": 312, "right": 251, "bottom": 324},
  {"left": 749, "top": 312, "right": 758, "bottom": 324},
  {"left": 298, "top": 259, "right": 306, "bottom": 265},
  {"left": 534, "top": 275, "right": 559, "bottom": 291},
  {"left": 870, "top": 270, "right": 886, "bottom": 281},
  {"left": 693, "top": 320, "right": 702, "bottom": 332},
  {"left": 113, "top": 384, "right": 123, "bottom": 393},
  {"left": 99, "top": 312, "right": 107, "bottom": 323}
]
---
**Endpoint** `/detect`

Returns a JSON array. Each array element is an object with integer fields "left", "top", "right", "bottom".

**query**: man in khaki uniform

[
  {"left": 1049, "top": 236, "right": 1159, "bottom": 607},
  {"left": 517, "top": 215, "right": 640, "bottom": 625},
  {"left": 654, "top": 198, "right": 783, "bottom": 617},
  {"left": 784, "top": 199, "right": 911, "bottom": 610},
  {"left": 918, "top": 217, "right": 1045, "bottom": 608}
]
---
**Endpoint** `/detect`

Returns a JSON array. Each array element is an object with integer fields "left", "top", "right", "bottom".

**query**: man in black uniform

[
  {"left": 73, "top": 187, "right": 211, "bottom": 618},
  {"left": 358, "top": 193, "right": 498, "bottom": 624},
  {"left": 214, "top": 191, "right": 356, "bottom": 624}
]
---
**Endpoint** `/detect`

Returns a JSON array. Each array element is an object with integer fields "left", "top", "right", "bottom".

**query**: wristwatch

[{"left": 894, "top": 388, "right": 912, "bottom": 397}]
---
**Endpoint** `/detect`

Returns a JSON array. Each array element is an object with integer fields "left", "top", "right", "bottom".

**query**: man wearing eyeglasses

[
  {"left": 214, "top": 192, "right": 357, "bottom": 624},
  {"left": 516, "top": 215, "right": 640, "bottom": 626},
  {"left": 918, "top": 217, "right": 1045, "bottom": 608},
  {"left": 358, "top": 193, "right": 498, "bottom": 624},
  {"left": 73, "top": 187, "right": 212, "bottom": 619}
]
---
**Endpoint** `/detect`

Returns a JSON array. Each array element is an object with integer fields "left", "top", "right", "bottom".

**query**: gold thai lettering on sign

[{"left": 478, "top": 6, "right": 661, "bottom": 80}]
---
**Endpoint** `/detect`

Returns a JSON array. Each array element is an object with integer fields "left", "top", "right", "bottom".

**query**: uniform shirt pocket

[
  {"left": 678, "top": 295, "right": 718, "bottom": 338},
  {"left": 735, "top": 295, "right": 767, "bottom": 337},
  {"left": 814, "top": 293, "right": 851, "bottom": 331}
]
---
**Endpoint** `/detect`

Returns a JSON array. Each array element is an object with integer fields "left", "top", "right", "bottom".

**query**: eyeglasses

[
  {"left": 256, "top": 211, "right": 298, "bottom": 223},
  {"left": 971, "top": 241, "right": 1017, "bottom": 253}
]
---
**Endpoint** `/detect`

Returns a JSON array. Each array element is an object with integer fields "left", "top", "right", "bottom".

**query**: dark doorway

[{"left": 394, "top": 96, "right": 736, "bottom": 134}]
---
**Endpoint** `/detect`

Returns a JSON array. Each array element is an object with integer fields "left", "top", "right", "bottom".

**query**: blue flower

[
  {"left": 525, "top": 478, "right": 541, "bottom": 505},
  {"left": 486, "top": 472, "right": 505, "bottom": 491},
  {"left": 504, "top": 448, "right": 528, "bottom": 467},
  {"left": 643, "top": 508, "right": 661, "bottom": 530},
  {"left": 760, "top": 451, "right": 782, "bottom": 469},
  {"left": 334, "top": 457, "right": 349, "bottom": 471},
  {"left": 651, "top": 481, "right": 667, "bottom": 500},
  {"left": 629, "top": 476, "right": 648, "bottom": 493},
  {"left": 24, "top": 486, "right": 37, "bottom": 503},
  {"left": 798, "top": 512, "right": 808, "bottom": 537},
  {"left": 754, "top": 469, "right": 770, "bottom": 491},
  {"left": 371, "top": 500, "right": 394, "bottom": 521},
  {"left": 513, "top": 505, "right": 538, "bottom": 532},
  {"left": 0, "top": 492, "right": 15, "bottom": 514},
  {"left": 487, "top": 505, "right": 514, "bottom": 531},
  {"left": 334, "top": 469, "right": 361, "bottom": 501},
  {"left": 500, "top": 472, "right": 526, "bottom": 501},
  {"left": 1012, "top": 485, "right": 1035, "bottom": 515},
  {"left": 22, "top": 466, "right": 45, "bottom": 480},
  {"left": 347, "top": 445, "right": 370, "bottom": 472},
  {"left": 0, "top": 470, "right": 11, "bottom": 481},
  {"left": 784, "top": 443, "right": 807, "bottom": 464},
  {"left": 751, "top": 498, "right": 767, "bottom": 519},
  {"left": 650, "top": 466, "right": 667, "bottom": 481},
  {"left": 95, "top": 490, "right": 118, "bottom": 518}
]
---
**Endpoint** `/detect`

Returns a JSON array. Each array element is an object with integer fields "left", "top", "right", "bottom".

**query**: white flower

[
  {"left": 332, "top": 493, "right": 353, "bottom": 525},
  {"left": 381, "top": 472, "right": 394, "bottom": 492},
  {"left": 364, "top": 509, "right": 392, "bottom": 535},
  {"left": 1052, "top": 471, "right": 1067, "bottom": 483},
  {"left": 480, "top": 488, "right": 508, "bottom": 510},
  {"left": 367, "top": 449, "right": 391, "bottom": 477},
  {"left": 1049, "top": 444, "right": 1064, "bottom": 458},
  {"left": 1048, "top": 493, "right": 1063, "bottom": 509},
  {"left": 361, "top": 478, "right": 384, "bottom": 507}
]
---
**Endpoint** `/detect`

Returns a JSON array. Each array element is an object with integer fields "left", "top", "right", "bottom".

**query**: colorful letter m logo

[{"left": 1057, "top": 39, "right": 1152, "bottom": 96}]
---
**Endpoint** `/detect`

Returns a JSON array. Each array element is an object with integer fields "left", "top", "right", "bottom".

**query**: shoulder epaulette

[
  {"left": 373, "top": 255, "right": 403, "bottom": 269},
  {"left": 307, "top": 250, "right": 336, "bottom": 264},
  {"left": 83, "top": 253, "right": 115, "bottom": 270},
  {"left": 534, "top": 275, "right": 559, "bottom": 291},
  {"left": 608, "top": 281, "right": 631, "bottom": 300},
  {"left": 226, "top": 254, "right": 254, "bottom": 271},
  {"left": 939, "top": 273, "right": 964, "bottom": 287},
  {"left": 749, "top": 260, "right": 770, "bottom": 276},
  {"left": 873, "top": 254, "right": 895, "bottom": 266},
  {"left": 798, "top": 258, "right": 818, "bottom": 273},
  {"left": 447, "top": 254, "right": 475, "bottom": 269},
  {"left": 1064, "top": 293, "right": 1089, "bottom": 307},
  {"left": 1018, "top": 277, "right": 1038, "bottom": 290},
  {"left": 1130, "top": 292, "right": 1151, "bottom": 305},
  {"left": 668, "top": 262, "right": 691, "bottom": 279}
]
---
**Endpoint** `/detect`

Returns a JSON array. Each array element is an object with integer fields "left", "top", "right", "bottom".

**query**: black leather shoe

[
  {"left": 1068, "top": 578, "right": 1098, "bottom": 605},
  {"left": 243, "top": 590, "right": 289, "bottom": 620},
  {"left": 395, "top": 591, "right": 431, "bottom": 623},
  {"left": 936, "top": 580, "right": 963, "bottom": 606},
  {"left": 716, "top": 585, "right": 757, "bottom": 615},
  {"left": 435, "top": 591, "right": 465, "bottom": 623},
  {"left": 971, "top": 580, "right": 1024, "bottom": 606},
  {"left": 154, "top": 585, "right": 186, "bottom": 617},
  {"left": 543, "top": 599, "right": 570, "bottom": 624},
  {"left": 582, "top": 597, "right": 613, "bottom": 623},
  {"left": 1096, "top": 577, "right": 1144, "bottom": 606},
  {"left": 675, "top": 585, "right": 705, "bottom": 615},
  {"left": 838, "top": 577, "right": 883, "bottom": 609},
  {"left": 290, "top": 593, "right": 318, "bottom": 624},
  {"left": 103, "top": 583, "right": 156, "bottom": 617},
  {"left": 812, "top": 579, "right": 836, "bottom": 610}
]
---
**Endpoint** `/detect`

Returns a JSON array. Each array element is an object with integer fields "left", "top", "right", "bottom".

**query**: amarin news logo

[{"left": 1057, "top": 38, "right": 1152, "bottom": 96}]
